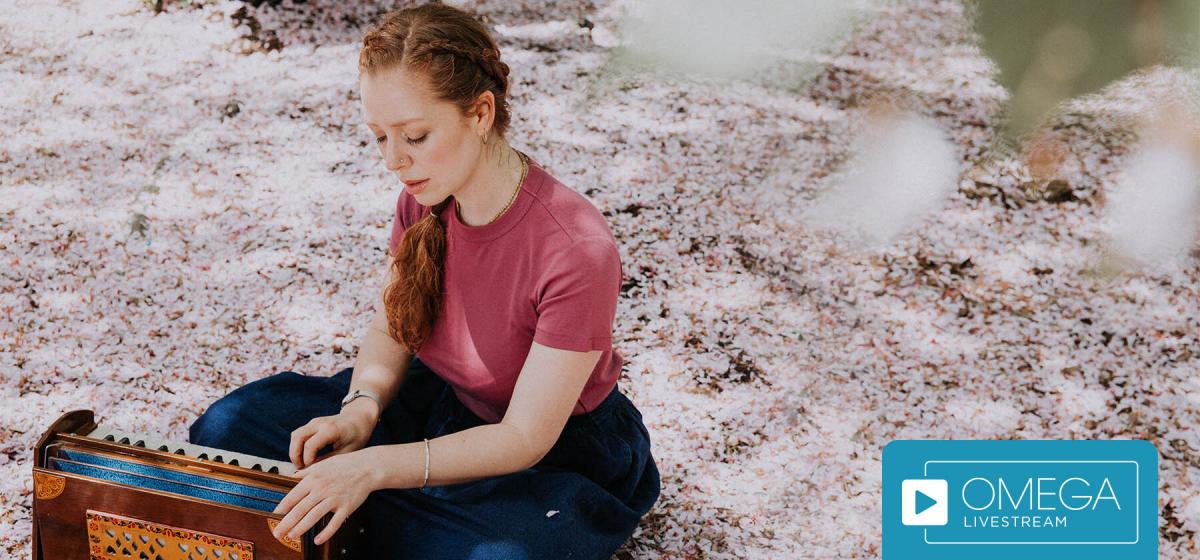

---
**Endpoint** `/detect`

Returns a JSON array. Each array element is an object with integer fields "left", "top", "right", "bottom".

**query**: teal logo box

[{"left": 883, "top": 440, "right": 1158, "bottom": 559}]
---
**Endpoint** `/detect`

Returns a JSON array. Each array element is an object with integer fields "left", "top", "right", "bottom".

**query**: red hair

[{"left": 359, "top": 4, "right": 512, "bottom": 352}]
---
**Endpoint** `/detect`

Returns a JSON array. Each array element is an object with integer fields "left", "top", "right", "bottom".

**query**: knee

[
  {"left": 188, "top": 372, "right": 299, "bottom": 447},
  {"left": 189, "top": 393, "right": 249, "bottom": 448}
]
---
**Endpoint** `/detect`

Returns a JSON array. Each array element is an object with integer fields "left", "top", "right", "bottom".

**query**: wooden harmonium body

[{"left": 32, "top": 410, "right": 366, "bottom": 560}]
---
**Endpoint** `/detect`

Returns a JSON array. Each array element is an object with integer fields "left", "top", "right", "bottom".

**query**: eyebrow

[{"left": 368, "top": 118, "right": 424, "bottom": 127}]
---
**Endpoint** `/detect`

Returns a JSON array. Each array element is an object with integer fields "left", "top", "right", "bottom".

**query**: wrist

[
  {"left": 340, "top": 396, "right": 381, "bottom": 426},
  {"left": 360, "top": 442, "right": 428, "bottom": 491},
  {"left": 358, "top": 446, "right": 387, "bottom": 492}
]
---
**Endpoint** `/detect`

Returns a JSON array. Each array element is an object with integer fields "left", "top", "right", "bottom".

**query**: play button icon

[
  {"left": 915, "top": 488, "right": 939, "bottom": 515},
  {"left": 902, "top": 479, "right": 948, "bottom": 526}
]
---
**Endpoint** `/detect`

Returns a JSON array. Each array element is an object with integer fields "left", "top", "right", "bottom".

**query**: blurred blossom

[
  {"left": 1106, "top": 104, "right": 1200, "bottom": 266},
  {"left": 605, "top": 0, "right": 874, "bottom": 83},
  {"left": 973, "top": 0, "right": 1200, "bottom": 143},
  {"left": 804, "top": 111, "right": 960, "bottom": 248}
]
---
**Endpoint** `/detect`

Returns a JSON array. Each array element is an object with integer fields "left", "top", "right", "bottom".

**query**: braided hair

[
  {"left": 417, "top": 39, "right": 511, "bottom": 100},
  {"left": 359, "top": 4, "right": 514, "bottom": 353}
]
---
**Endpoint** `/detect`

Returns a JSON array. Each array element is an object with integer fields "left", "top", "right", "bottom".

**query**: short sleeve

[{"left": 533, "top": 237, "right": 622, "bottom": 352}]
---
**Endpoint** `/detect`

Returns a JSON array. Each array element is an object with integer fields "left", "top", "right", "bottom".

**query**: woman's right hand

[{"left": 288, "top": 403, "right": 379, "bottom": 470}]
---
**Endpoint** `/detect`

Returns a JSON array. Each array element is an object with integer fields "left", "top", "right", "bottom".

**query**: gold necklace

[{"left": 457, "top": 149, "right": 529, "bottom": 225}]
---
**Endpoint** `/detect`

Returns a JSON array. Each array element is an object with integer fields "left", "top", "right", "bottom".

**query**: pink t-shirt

[{"left": 387, "top": 154, "right": 625, "bottom": 424}]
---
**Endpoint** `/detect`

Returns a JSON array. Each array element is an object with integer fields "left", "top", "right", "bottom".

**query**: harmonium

[{"left": 32, "top": 410, "right": 367, "bottom": 559}]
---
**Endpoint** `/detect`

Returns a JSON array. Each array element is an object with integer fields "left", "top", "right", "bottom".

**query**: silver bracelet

[
  {"left": 421, "top": 438, "right": 431, "bottom": 488},
  {"left": 340, "top": 389, "right": 382, "bottom": 414}
]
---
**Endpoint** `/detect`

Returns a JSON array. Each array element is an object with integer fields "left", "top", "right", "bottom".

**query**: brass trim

[
  {"left": 33, "top": 472, "right": 65, "bottom": 500},
  {"left": 266, "top": 518, "right": 303, "bottom": 552}
]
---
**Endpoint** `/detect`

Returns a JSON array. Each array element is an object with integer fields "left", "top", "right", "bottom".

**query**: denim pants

[{"left": 188, "top": 357, "right": 662, "bottom": 559}]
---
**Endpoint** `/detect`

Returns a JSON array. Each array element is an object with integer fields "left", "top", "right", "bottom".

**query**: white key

[{"left": 86, "top": 424, "right": 296, "bottom": 476}]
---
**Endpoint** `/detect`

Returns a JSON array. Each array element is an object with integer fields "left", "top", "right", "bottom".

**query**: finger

[
  {"left": 289, "top": 423, "right": 316, "bottom": 466},
  {"left": 288, "top": 496, "right": 335, "bottom": 541},
  {"left": 275, "top": 490, "right": 322, "bottom": 540},
  {"left": 302, "top": 427, "right": 335, "bottom": 467},
  {"left": 289, "top": 423, "right": 317, "bottom": 468},
  {"left": 314, "top": 506, "right": 351, "bottom": 546},
  {"left": 271, "top": 482, "right": 310, "bottom": 516}
]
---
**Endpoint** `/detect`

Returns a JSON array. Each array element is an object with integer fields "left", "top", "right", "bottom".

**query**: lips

[{"left": 403, "top": 178, "right": 429, "bottom": 194}]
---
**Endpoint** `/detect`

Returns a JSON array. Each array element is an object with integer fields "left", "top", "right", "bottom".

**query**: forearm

[
  {"left": 362, "top": 422, "right": 537, "bottom": 491},
  {"left": 343, "top": 311, "right": 412, "bottom": 422}
]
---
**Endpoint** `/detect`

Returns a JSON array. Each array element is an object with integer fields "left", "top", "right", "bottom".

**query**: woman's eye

[{"left": 374, "top": 133, "right": 426, "bottom": 145}]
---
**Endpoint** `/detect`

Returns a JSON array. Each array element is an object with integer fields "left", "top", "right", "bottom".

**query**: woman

[{"left": 187, "top": 3, "right": 661, "bottom": 559}]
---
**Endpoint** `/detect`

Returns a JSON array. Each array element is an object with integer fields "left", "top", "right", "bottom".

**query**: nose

[{"left": 383, "top": 141, "right": 411, "bottom": 172}]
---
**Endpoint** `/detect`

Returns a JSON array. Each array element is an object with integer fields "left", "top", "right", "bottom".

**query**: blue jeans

[{"left": 188, "top": 357, "right": 661, "bottom": 559}]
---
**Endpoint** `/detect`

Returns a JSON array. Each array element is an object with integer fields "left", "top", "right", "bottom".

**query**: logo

[
  {"left": 883, "top": 440, "right": 1158, "bottom": 560},
  {"left": 902, "top": 479, "right": 947, "bottom": 526}
]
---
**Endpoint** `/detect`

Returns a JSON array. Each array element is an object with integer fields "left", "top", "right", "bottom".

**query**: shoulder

[
  {"left": 526, "top": 165, "right": 616, "bottom": 246},
  {"left": 526, "top": 168, "right": 623, "bottom": 283}
]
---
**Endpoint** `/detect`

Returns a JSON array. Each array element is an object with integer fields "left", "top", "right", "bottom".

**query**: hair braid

[{"left": 419, "top": 39, "right": 509, "bottom": 95}]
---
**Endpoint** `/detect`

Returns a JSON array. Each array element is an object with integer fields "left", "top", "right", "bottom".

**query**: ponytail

[{"left": 384, "top": 198, "right": 452, "bottom": 353}]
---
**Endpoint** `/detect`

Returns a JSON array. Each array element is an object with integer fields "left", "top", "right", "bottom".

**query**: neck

[{"left": 454, "top": 140, "right": 523, "bottom": 227}]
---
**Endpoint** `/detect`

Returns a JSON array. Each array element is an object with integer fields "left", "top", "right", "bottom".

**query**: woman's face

[{"left": 360, "top": 66, "right": 484, "bottom": 206}]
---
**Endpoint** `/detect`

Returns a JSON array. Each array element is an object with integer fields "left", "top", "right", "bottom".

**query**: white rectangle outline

[{"left": 919, "top": 460, "right": 1140, "bottom": 545}]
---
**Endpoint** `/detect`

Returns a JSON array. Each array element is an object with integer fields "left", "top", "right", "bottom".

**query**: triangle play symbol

[{"left": 915, "top": 490, "right": 938, "bottom": 515}]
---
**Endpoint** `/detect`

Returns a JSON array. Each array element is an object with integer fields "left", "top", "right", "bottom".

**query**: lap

[
  {"left": 362, "top": 468, "right": 640, "bottom": 560},
  {"left": 363, "top": 381, "right": 662, "bottom": 558},
  {"left": 188, "top": 359, "right": 661, "bottom": 559}
]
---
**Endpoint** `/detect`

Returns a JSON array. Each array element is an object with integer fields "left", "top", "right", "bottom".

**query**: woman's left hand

[{"left": 271, "top": 449, "right": 377, "bottom": 545}]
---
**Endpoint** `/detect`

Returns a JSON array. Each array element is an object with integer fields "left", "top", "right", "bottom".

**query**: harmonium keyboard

[{"left": 32, "top": 410, "right": 367, "bottom": 560}]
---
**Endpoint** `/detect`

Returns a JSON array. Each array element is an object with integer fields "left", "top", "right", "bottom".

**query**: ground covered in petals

[{"left": 2, "top": 0, "right": 1198, "bottom": 558}]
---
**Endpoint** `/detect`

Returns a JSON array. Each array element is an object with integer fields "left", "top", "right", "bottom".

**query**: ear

[{"left": 471, "top": 90, "right": 496, "bottom": 137}]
